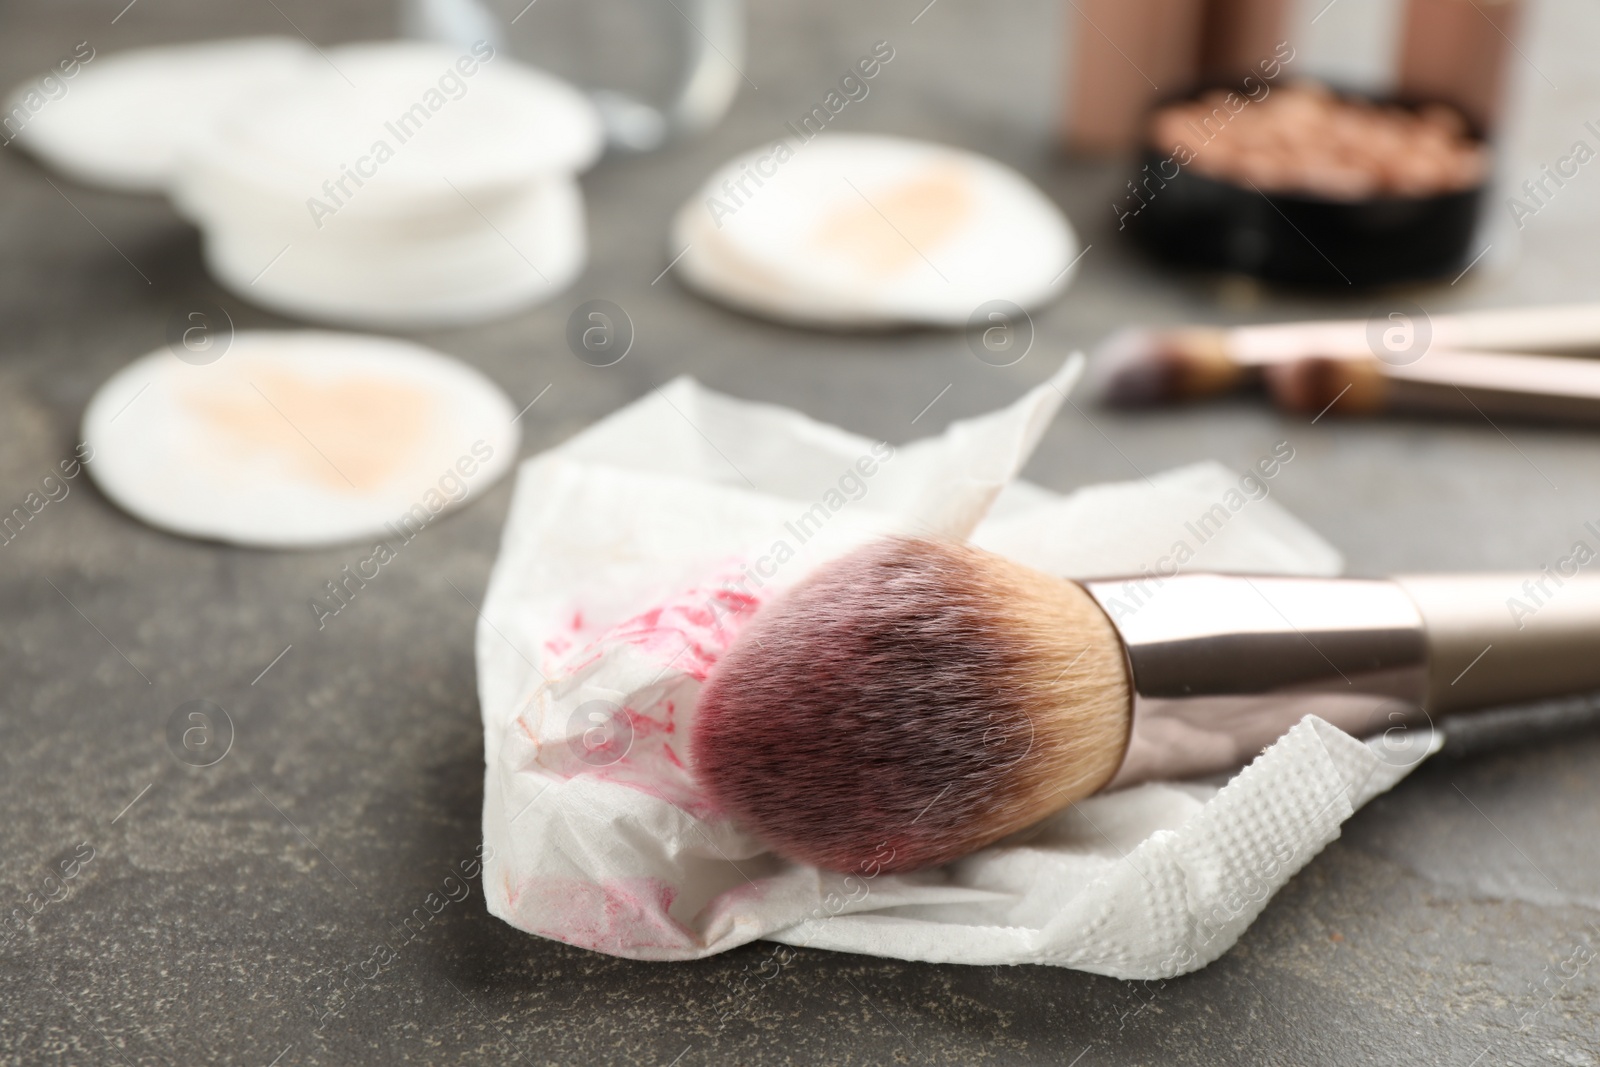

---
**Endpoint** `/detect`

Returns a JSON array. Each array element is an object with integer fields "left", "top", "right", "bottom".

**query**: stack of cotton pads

[
  {"left": 8, "top": 38, "right": 602, "bottom": 328},
  {"left": 670, "top": 133, "right": 1079, "bottom": 328},
  {"left": 178, "top": 41, "right": 601, "bottom": 327},
  {"left": 82, "top": 332, "right": 520, "bottom": 548}
]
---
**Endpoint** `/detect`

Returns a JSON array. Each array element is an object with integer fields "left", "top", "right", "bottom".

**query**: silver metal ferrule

[{"left": 1080, "top": 574, "right": 1429, "bottom": 789}]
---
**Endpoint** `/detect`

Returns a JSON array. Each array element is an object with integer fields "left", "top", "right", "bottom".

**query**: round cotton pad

[
  {"left": 181, "top": 40, "right": 602, "bottom": 219},
  {"left": 201, "top": 178, "right": 586, "bottom": 328},
  {"left": 4, "top": 37, "right": 314, "bottom": 193},
  {"left": 670, "top": 134, "right": 1079, "bottom": 328},
  {"left": 83, "top": 332, "right": 520, "bottom": 548},
  {"left": 169, "top": 40, "right": 601, "bottom": 328}
]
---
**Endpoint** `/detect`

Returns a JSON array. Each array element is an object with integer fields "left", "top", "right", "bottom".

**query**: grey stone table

[{"left": 5, "top": 0, "right": 1600, "bottom": 1063}]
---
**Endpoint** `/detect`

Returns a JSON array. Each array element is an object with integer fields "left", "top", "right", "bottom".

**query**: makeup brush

[
  {"left": 1094, "top": 302, "right": 1600, "bottom": 407},
  {"left": 1266, "top": 348, "right": 1600, "bottom": 424},
  {"left": 692, "top": 537, "right": 1600, "bottom": 874}
]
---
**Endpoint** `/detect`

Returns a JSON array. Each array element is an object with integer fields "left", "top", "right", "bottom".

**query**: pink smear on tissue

[
  {"left": 541, "top": 582, "right": 760, "bottom": 681},
  {"left": 518, "top": 876, "right": 698, "bottom": 955},
  {"left": 595, "top": 698, "right": 715, "bottom": 817},
  {"left": 592, "top": 582, "right": 761, "bottom": 681},
  {"left": 534, "top": 567, "right": 767, "bottom": 817},
  {"left": 537, "top": 610, "right": 589, "bottom": 665}
]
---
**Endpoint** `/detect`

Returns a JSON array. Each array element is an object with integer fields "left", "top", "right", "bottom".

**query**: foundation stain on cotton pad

[
  {"left": 670, "top": 133, "right": 1079, "bottom": 328},
  {"left": 82, "top": 331, "right": 520, "bottom": 548},
  {"left": 812, "top": 164, "right": 975, "bottom": 276},
  {"left": 178, "top": 365, "right": 435, "bottom": 492}
]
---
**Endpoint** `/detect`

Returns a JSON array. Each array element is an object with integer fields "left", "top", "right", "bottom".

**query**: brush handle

[
  {"left": 1396, "top": 573, "right": 1600, "bottom": 713},
  {"left": 1266, "top": 350, "right": 1600, "bottom": 424},
  {"left": 1084, "top": 572, "right": 1600, "bottom": 788},
  {"left": 1229, "top": 303, "right": 1600, "bottom": 363},
  {"left": 1083, "top": 574, "right": 1430, "bottom": 787},
  {"left": 1386, "top": 350, "right": 1600, "bottom": 422},
  {"left": 1442, "top": 304, "right": 1600, "bottom": 354}
]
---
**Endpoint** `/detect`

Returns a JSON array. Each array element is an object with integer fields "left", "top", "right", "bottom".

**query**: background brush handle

[
  {"left": 1445, "top": 303, "right": 1600, "bottom": 353},
  {"left": 1229, "top": 303, "right": 1600, "bottom": 363},
  {"left": 1396, "top": 573, "right": 1600, "bottom": 713}
]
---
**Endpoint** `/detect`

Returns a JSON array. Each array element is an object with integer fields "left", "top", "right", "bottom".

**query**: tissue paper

[{"left": 476, "top": 358, "right": 1423, "bottom": 977}]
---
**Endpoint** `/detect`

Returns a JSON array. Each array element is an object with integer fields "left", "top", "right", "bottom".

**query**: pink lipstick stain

[
  {"left": 508, "top": 564, "right": 777, "bottom": 949},
  {"left": 594, "top": 584, "right": 761, "bottom": 682},
  {"left": 540, "top": 610, "right": 592, "bottom": 665},
  {"left": 587, "top": 693, "right": 717, "bottom": 821},
  {"left": 522, "top": 564, "right": 767, "bottom": 817}
]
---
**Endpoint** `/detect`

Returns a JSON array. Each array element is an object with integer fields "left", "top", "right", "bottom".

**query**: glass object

[{"left": 400, "top": 0, "right": 744, "bottom": 152}]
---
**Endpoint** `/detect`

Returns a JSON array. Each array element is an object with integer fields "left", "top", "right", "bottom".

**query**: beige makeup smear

[
  {"left": 812, "top": 164, "right": 975, "bottom": 277},
  {"left": 179, "top": 363, "right": 437, "bottom": 491}
]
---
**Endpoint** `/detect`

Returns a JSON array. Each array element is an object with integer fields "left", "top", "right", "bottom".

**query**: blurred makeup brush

[
  {"left": 693, "top": 537, "right": 1600, "bottom": 873},
  {"left": 1266, "top": 348, "right": 1600, "bottom": 424},
  {"left": 1094, "top": 302, "right": 1600, "bottom": 407}
]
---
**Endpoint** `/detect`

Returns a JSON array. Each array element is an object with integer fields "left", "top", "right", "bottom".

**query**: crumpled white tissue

[{"left": 476, "top": 356, "right": 1424, "bottom": 977}]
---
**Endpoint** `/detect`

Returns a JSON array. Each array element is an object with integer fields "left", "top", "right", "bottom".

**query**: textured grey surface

[{"left": 5, "top": 0, "right": 1600, "bottom": 1064}]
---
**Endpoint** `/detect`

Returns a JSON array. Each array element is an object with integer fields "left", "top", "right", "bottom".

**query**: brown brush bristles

[
  {"left": 691, "top": 537, "right": 1132, "bottom": 874},
  {"left": 1262, "top": 356, "right": 1387, "bottom": 417},
  {"left": 1093, "top": 327, "right": 1244, "bottom": 407}
]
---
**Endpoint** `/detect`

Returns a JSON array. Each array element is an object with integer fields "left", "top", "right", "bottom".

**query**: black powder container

[{"left": 1121, "top": 87, "right": 1488, "bottom": 289}]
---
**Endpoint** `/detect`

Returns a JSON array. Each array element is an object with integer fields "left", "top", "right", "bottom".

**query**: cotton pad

[
  {"left": 670, "top": 134, "right": 1079, "bottom": 328},
  {"left": 179, "top": 40, "right": 603, "bottom": 219},
  {"left": 167, "top": 39, "right": 602, "bottom": 328},
  {"left": 83, "top": 332, "right": 520, "bottom": 548},
  {"left": 3, "top": 37, "right": 314, "bottom": 193},
  {"left": 200, "top": 177, "right": 586, "bottom": 329}
]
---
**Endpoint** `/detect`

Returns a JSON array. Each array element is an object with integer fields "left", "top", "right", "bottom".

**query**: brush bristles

[
  {"left": 691, "top": 537, "right": 1132, "bottom": 874},
  {"left": 1263, "top": 356, "right": 1386, "bottom": 416},
  {"left": 1093, "top": 327, "right": 1242, "bottom": 406}
]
